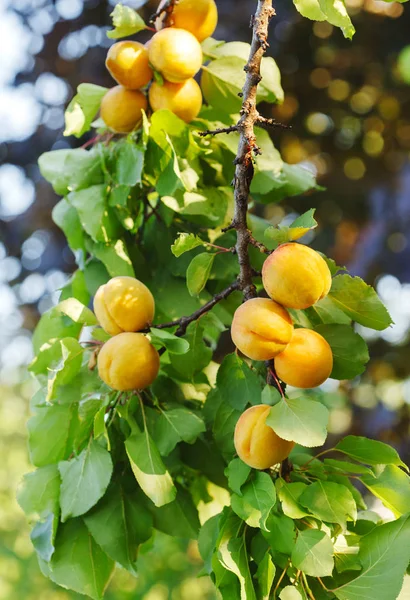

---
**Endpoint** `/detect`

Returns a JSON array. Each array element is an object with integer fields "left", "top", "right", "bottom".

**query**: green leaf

[
  {"left": 171, "top": 232, "right": 206, "bottom": 257},
  {"left": 49, "top": 518, "right": 115, "bottom": 600},
  {"left": 31, "top": 513, "right": 58, "bottom": 562},
  {"left": 90, "top": 239, "right": 135, "bottom": 278},
  {"left": 52, "top": 200, "right": 86, "bottom": 266},
  {"left": 329, "top": 275, "right": 393, "bottom": 330},
  {"left": 277, "top": 480, "right": 310, "bottom": 519},
  {"left": 46, "top": 338, "right": 84, "bottom": 400},
  {"left": 291, "top": 529, "right": 334, "bottom": 577},
  {"left": 55, "top": 298, "right": 97, "bottom": 326},
  {"left": 125, "top": 431, "right": 176, "bottom": 507},
  {"left": 199, "top": 514, "right": 221, "bottom": 573},
  {"left": 149, "top": 488, "right": 200, "bottom": 539},
  {"left": 324, "top": 459, "right": 374, "bottom": 476},
  {"left": 217, "top": 353, "right": 261, "bottom": 411},
  {"left": 170, "top": 320, "right": 212, "bottom": 381},
  {"left": 293, "top": 0, "right": 355, "bottom": 39},
  {"left": 315, "top": 324, "right": 369, "bottom": 380},
  {"left": 186, "top": 252, "right": 215, "bottom": 296},
  {"left": 149, "top": 328, "right": 190, "bottom": 355},
  {"left": 225, "top": 458, "right": 251, "bottom": 496},
  {"left": 299, "top": 481, "right": 357, "bottom": 528},
  {"left": 256, "top": 552, "right": 276, "bottom": 600},
  {"left": 39, "top": 148, "right": 103, "bottom": 195},
  {"left": 107, "top": 4, "right": 147, "bottom": 39},
  {"left": 28, "top": 403, "right": 77, "bottom": 467},
  {"left": 280, "top": 587, "right": 304, "bottom": 600},
  {"left": 32, "top": 306, "right": 82, "bottom": 354},
  {"left": 300, "top": 296, "right": 352, "bottom": 327},
  {"left": 149, "top": 407, "right": 206, "bottom": 456},
  {"left": 64, "top": 83, "right": 108, "bottom": 138},
  {"left": 163, "top": 186, "right": 230, "bottom": 228},
  {"left": 58, "top": 439, "right": 113, "bottom": 521},
  {"left": 266, "top": 397, "right": 329, "bottom": 447},
  {"left": 335, "top": 435, "right": 407, "bottom": 469},
  {"left": 84, "top": 485, "right": 153, "bottom": 574},
  {"left": 231, "top": 472, "right": 276, "bottom": 530},
  {"left": 217, "top": 512, "right": 257, "bottom": 600},
  {"left": 333, "top": 514, "right": 410, "bottom": 600},
  {"left": 362, "top": 465, "right": 410, "bottom": 517},
  {"left": 68, "top": 184, "right": 117, "bottom": 243},
  {"left": 263, "top": 513, "right": 296, "bottom": 555},
  {"left": 115, "top": 141, "right": 144, "bottom": 186},
  {"left": 214, "top": 402, "right": 241, "bottom": 459},
  {"left": 17, "top": 464, "right": 60, "bottom": 518},
  {"left": 265, "top": 208, "right": 318, "bottom": 244}
]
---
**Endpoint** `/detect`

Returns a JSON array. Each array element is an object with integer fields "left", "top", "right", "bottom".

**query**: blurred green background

[{"left": 1, "top": 0, "right": 410, "bottom": 598}]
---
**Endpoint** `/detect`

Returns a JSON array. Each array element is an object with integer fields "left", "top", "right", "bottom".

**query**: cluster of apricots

[
  {"left": 232, "top": 242, "right": 334, "bottom": 470},
  {"left": 94, "top": 276, "right": 159, "bottom": 390},
  {"left": 100, "top": 0, "right": 218, "bottom": 132}
]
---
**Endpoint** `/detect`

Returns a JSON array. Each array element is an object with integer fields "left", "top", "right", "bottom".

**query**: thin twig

[
  {"left": 229, "top": 0, "right": 275, "bottom": 301},
  {"left": 198, "top": 125, "right": 239, "bottom": 137},
  {"left": 256, "top": 116, "right": 291, "bottom": 130},
  {"left": 152, "top": 280, "right": 241, "bottom": 336},
  {"left": 248, "top": 233, "right": 271, "bottom": 254},
  {"left": 273, "top": 559, "right": 290, "bottom": 598}
]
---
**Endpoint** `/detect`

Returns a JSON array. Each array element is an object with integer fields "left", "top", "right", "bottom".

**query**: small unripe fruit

[
  {"left": 149, "top": 78, "right": 202, "bottom": 123},
  {"left": 262, "top": 243, "right": 332, "bottom": 310},
  {"left": 234, "top": 405, "right": 295, "bottom": 470},
  {"left": 231, "top": 298, "right": 293, "bottom": 361},
  {"left": 148, "top": 28, "right": 203, "bottom": 83},
  {"left": 100, "top": 86, "right": 147, "bottom": 133},
  {"left": 156, "top": 0, "right": 218, "bottom": 42},
  {"left": 98, "top": 332, "right": 159, "bottom": 391},
  {"left": 94, "top": 276, "right": 155, "bottom": 336},
  {"left": 105, "top": 41, "right": 153, "bottom": 90},
  {"left": 275, "top": 328, "right": 333, "bottom": 389}
]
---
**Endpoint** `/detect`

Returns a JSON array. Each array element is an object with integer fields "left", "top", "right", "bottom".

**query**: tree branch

[
  {"left": 198, "top": 125, "right": 239, "bottom": 137},
  {"left": 153, "top": 280, "right": 241, "bottom": 336},
  {"left": 256, "top": 116, "right": 291, "bottom": 130},
  {"left": 230, "top": 0, "right": 275, "bottom": 301}
]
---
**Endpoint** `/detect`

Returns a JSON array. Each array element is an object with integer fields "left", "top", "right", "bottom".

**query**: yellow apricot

[
  {"left": 98, "top": 332, "right": 159, "bottom": 391},
  {"left": 275, "top": 328, "right": 333, "bottom": 389},
  {"left": 234, "top": 405, "right": 295, "bottom": 470},
  {"left": 148, "top": 28, "right": 203, "bottom": 83},
  {"left": 262, "top": 243, "right": 332, "bottom": 310},
  {"left": 94, "top": 276, "right": 155, "bottom": 335},
  {"left": 106, "top": 41, "right": 153, "bottom": 90},
  {"left": 231, "top": 298, "right": 293, "bottom": 361},
  {"left": 149, "top": 78, "right": 202, "bottom": 123},
  {"left": 100, "top": 86, "right": 147, "bottom": 133},
  {"left": 156, "top": 0, "right": 218, "bottom": 42}
]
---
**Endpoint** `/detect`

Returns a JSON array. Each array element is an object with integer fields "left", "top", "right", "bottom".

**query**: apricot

[
  {"left": 234, "top": 405, "right": 295, "bottom": 470},
  {"left": 156, "top": 0, "right": 218, "bottom": 42},
  {"left": 262, "top": 243, "right": 332, "bottom": 310},
  {"left": 149, "top": 78, "right": 202, "bottom": 123},
  {"left": 231, "top": 298, "right": 293, "bottom": 361},
  {"left": 98, "top": 332, "right": 159, "bottom": 391},
  {"left": 148, "top": 28, "right": 203, "bottom": 83},
  {"left": 94, "top": 276, "right": 155, "bottom": 336},
  {"left": 100, "top": 86, "right": 147, "bottom": 133},
  {"left": 274, "top": 328, "right": 333, "bottom": 389},
  {"left": 106, "top": 41, "right": 153, "bottom": 90}
]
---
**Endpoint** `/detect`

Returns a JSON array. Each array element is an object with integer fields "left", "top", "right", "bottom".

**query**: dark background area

[{"left": 1, "top": 0, "right": 410, "bottom": 598}]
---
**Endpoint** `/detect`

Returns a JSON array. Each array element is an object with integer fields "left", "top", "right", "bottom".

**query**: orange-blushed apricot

[
  {"left": 148, "top": 28, "right": 203, "bottom": 83},
  {"left": 231, "top": 298, "right": 293, "bottom": 361},
  {"left": 274, "top": 328, "right": 333, "bottom": 389},
  {"left": 149, "top": 78, "right": 202, "bottom": 123},
  {"left": 98, "top": 332, "right": 159, "bottom": 391},
  {"left": 156, "top": 0, "right": 218, "bottom": 42},
  {"left": 94, "top": 276, "right": 155, "bottom": 336},
  {"left": 234, "top": 404, "right": 295, "bottom": 469},
  {"left": 262, "top": 243, "right": 332, "bottom": 310},
  {"left": 106, "top": 41, "right": 153, "bottom": 90},
  {"left": 100, "top": 86, "right": 147, "bottom": 133}
]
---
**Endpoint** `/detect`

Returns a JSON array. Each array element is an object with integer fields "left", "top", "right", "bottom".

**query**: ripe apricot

[
  {"left": 106, "top": 41, "right": 153, "bottom": 90},
  {"left": 231, "top": 298, "right": 293, "bottom": 361},
  {"left": 94, "top": 276, "right": 155, "bottom": 336},
  {"left": 148, "top": 28, "right": 203, "bottom": 83},
  {"left": 149, "top": 78, "right": 202, "bottom": 123},
  {"left": 98, "top": 332, "right": 160, "bottom": 391},
  {"left": 262, "top": 243, "right": 332, "bottom": 310},
  {"left": 275, "top": 328, "right": 333, "bottom": 389},
  {"left": 156, "top": 0, "right": 218, "bottom": 42},
  {"left": 234, "top": 405, "right": 295, "bottom": 470},
  {"left": 100, "top": 86, "right": 147, "bottom": 133}
]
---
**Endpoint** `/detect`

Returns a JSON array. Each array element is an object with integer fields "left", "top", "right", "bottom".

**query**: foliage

[{"left": 20, "top": 2, "right": 410, "bottom": 600}]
